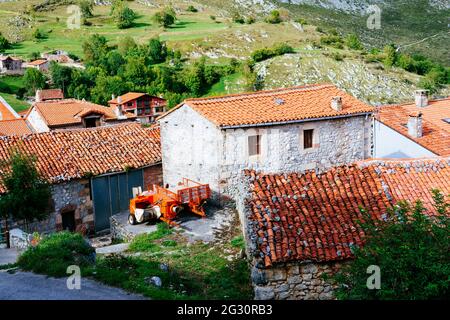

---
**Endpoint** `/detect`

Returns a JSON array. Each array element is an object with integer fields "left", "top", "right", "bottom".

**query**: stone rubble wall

[{"left": 253, "top": 261, "right": 342, "bottom": 300}]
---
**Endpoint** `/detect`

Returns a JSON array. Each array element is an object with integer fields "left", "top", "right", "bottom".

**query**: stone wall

[
  {"left": 0, "top": 179, "right": 94, "bottom": 235},
  {"left": 143, "top": 164, "right": 163, "bottom": 189},
  {"left": 160, "top": 104, "right": 372, "bottom": 201},
  {"left": 252, "top": 261, "right": 342, "bottom": 300}
]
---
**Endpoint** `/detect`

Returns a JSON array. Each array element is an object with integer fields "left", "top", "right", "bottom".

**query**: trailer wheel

[{"left": 128, "top": 214, "right": 137, "bottom": 225}]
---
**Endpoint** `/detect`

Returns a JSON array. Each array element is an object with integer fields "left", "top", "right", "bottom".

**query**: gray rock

[
  {"left": 159, "top": 263, "right": 169, "bottom": 272},
  {"left": 146, "top": 276, "right": 162, "bottom": 287},
  {"left": 287, "top": 275, "right": 301, "bottom": 284},
  {"left": 274, "top": 283, "right": 289, "bottom": 293},
  {"left": 302, "top": 263, "right": 318, "bottom": 274},
  {"left": 319, "top": 291, "right": 334, "bottom": 300},
  {"left": 278, "top": 291, "right": 291, "bottom": 300},
  {"left": 254, "top": 286, "right": 275, "bottom": 300},
  {"left": 251, "top": 267, "right": 267, "bottom": 285}
]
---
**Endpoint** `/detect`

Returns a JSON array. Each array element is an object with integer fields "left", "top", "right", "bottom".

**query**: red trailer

[{"left": 129, "top": 178, "right": 210, "bottom": 226}]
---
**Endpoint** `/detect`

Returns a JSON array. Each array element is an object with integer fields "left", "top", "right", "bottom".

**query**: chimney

[
  {"left": 117, "top": 96, "right": 122, "bottom": 104},
  {"left": 407, "top": 111, "right": 423, "bottom": 138},
  {"left": 114, "top": 104, "right": 126, "bottom": 120},
  {"left": 414, "top": 90, "right": 429, "bottom": 108},
  {"left": 111, "top": 94, "right": 115, "bottom": 100},
  {"left": 331, "top": 96, "right": 342, "bottom": 111},
  {"left": 35, "top": 89, "right": 42, "bottom": 102}
]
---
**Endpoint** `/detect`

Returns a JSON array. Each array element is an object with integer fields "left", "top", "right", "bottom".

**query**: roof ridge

[
  {"left": 378, "top": 97, "right": 450, "bottom": 109},
  {"left": 185, "top": 83, "right": 334, "bottom": 103}
]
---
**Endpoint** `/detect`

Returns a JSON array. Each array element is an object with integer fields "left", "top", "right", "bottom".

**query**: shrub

[
  {"left": 251, "top": 43, "right": 294, "bottom": 62},
  {"left": 294, "top": 18, "right": 308, "bottom": 25},
  {"left": 18, "top": 232, "right": 95, "bottom": 277},
  {"left": 0, "top": 32, "right": 11, "bottom": 52},
  {"left": 320, "top": 34, "right": 344, "bottom": 49},
  {"left": 345, "top": 33, "right": 363, "bottom": 50},
  {"left": 265, "top": 10, "right": 282, "bottom": 24},
  {"left": 333, "top": 190, "right": 449, "bottom": 300},
  {"left": 186, "top": 5, "right": 198, "bottom": 12},
  {"left": 246, "top": 15, "right": 256, "bottom": 24},
  {"left": 231, "top": 11, "right": 244, "bottom": 24},
  {"left": 153, "top": 7, "right": 176, "bottom": 28}
]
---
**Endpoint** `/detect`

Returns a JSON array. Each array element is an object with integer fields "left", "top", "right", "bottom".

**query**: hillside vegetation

[{"left": 0, "top": 0, "right": 448, "bottom": 110}]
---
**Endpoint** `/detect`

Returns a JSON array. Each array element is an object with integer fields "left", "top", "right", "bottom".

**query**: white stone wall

[
  {"left": 160, "top": 104, "right": 223, "bottom": 193},
  {"left": 27, "top": 107, "right": 50, "bottom": 133},
  {"left": 160, "top": 105, "right": 372, "bottom": 199},
  {"left": 221, "top": 115, "right": 372, "bottom": 198}
]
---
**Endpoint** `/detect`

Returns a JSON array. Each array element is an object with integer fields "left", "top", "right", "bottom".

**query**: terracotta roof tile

[
  {"left": 245, "top": 158, "right": 450, "bottom": 267},
  {"left": 0, "top": 101, "right": 19, "bottom": 121},
  {"left": 0, "top": 123, "right": 161, "bottom": 192},
  {"left": 31, "top": 99, "right": 135, "bottom": 127},
  {"left": 377, "top": 98, "right": 450, "bottom": 156},
  {"left": 0, "top": 119, "right": 33, "bottom": 136},
  {"left": 28, "top": 59, "right": 48, "bottom": 66},
  {"left": 109, "top": 92, "right": 147, "bottom": 104},
  {"left": 162, "top": 84, "right": 374, "bottom": 127},
  {"left": 36, "top": 89, "right": 64, "bottom": 101}
]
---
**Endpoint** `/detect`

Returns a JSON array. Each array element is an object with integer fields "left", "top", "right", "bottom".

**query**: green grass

[
  {"left": 0, "top": 92, "right": 30, "bottom": 112},
  {"left": 206, "top": 72, "right": 245, "bottom": 96}
]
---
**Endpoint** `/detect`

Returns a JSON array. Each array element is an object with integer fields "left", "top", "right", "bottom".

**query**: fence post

[{"left": 6, "top": 229, "right": 10, "bottom": 249}]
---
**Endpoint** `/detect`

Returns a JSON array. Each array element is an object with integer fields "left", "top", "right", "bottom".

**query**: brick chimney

[
  {"left": 331, "top": 96, "right": 342, "bottom": 111},
  {"left": 415, "top": 90, "right": 429, "bottom": 108},
  {"left": 407, "top": 111, "right": 423, "bottom": 138}
]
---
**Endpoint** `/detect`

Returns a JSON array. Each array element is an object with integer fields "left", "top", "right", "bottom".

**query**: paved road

[
  {"left": 0, "top": 248, "right": 18, "bottom": 265},
  {"left": 0, "top": 271, "right": 147, "bottom": 300}
]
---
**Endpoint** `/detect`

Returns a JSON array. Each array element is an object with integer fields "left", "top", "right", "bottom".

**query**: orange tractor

[{"left": 128, "top": 178, "right": 211, "bottom": 226}]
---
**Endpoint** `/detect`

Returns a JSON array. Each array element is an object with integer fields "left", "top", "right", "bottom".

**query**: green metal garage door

[{"left": 92, "top": 169, "right": 144, "bottom": 232}]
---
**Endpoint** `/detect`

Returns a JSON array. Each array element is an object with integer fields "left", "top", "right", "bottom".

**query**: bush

[
  {"left": 265, "top": 10, "right": 282, "bottom": 24},
  {"left": 186, "top": 5, "right": 197, "bottom": 12},
  {"left": 0, "top": 32, "right": 11, "bottom": 52},
  {"left": 320, "top": 34, "right": 344, "bottom": 49},
  {"left": 111, "top": 2, "right": 136, "bottom": 29},
  {"left": 294, "top": 18, "right": 308, "bottom": 25},
  {"left": 333, "top": 190, "right": 449, "bottom": 300},
  {"left": 345, "top": 33, "right": 363, "bottom": 50},
  {"left": 231, "top": 11, "right": 244, "bottom": 24},
  {"left": 153, "top": 7, "right": 176, "bottom": 28},
  {"left": 251, "top": 43, "right": 294, "bottom": 63},
  {"left": 18, "top": 232, "right": 95, "bottom": 277},
  {"left": 246, "top": 15, "right": 256, "bottom": 24}
]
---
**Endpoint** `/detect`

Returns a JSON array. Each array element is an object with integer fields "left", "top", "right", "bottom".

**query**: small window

[
  {"left": 303, "top": 129, "right": 314, "bottom": 149},
  {"left": 127, "top": 102, "right": 133, "bottom": 107},
  {"left": 248, "top": 135, "right": 261, "bottom": 157}
]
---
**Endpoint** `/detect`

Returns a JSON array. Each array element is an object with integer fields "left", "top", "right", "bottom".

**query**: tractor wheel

[{"left": 128, "top": 214, "right": 137, "bottom": 225}]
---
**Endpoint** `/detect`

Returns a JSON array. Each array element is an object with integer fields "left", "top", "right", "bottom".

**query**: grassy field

[{"left": 0, "top": 75, "right": 29, "bottom": 112}]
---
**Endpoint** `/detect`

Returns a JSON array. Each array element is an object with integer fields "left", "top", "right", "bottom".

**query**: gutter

[{"left": 219, "top": 112, "right": 373, "bottom": 129}]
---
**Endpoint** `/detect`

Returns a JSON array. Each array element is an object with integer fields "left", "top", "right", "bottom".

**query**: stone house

[
  {"left": 374, "top": 90, "right": 450, "bottom": 158},
  {"left": 0, "top": 123, "right": 162, "bottom": 235},
  {"left": 27, "top": 59, "right": 50, "bottom": 72},
  {"left": 158, "top": 84, "right": 374, "bottom": 200},
  {"left": 25, "top": 98, "right": 136, "bottom": 132},
  {"left": 236, "top": 158, "right": 450, "bottom": 300},
  {"left": 0, "top": 55, "right": 24, "bottom": 75},
  {"left": 35, "top": 89, "right": 64, "bottom": 102},
  {"left": 109, "top": 92, "right": 167, "bottom": 123}
]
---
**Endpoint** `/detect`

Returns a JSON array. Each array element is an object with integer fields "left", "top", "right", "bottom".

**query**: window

[
  {"left": 127, "top": 102, "right": 133, "bottom": 107},
  {"left": 248, "top": 135, "right": 261, "bottom": 157},
  {"left": 84, "top": 117, "right": 98, "bottom": 128},
  {"left": 303, "top": 129, "right": 314, "bottom": 149},
  {"left": 137, "top": 108, "right": 144, "bottom": 116}
]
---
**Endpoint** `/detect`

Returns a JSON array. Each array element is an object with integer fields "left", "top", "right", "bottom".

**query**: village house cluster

[{"left": 0, "top": 79, "right": 448, "bottom": 300}]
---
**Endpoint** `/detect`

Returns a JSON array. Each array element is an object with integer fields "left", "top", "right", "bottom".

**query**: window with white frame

[{"left": 248, "top": 134, "right": 261, "bottom": 157}]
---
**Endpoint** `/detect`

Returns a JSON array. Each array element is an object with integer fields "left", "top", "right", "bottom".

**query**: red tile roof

[
  {"left": 29, "top": 99, "right": 135, "bottom": 127},
  {"left": 0, "top": 123, "right": 161, "bottom": 192},
  {"left": 0, "top": 119, "right": 33, "bottom": 136},
  {"left": 109, "top": 92, "right": 147, "bottom": 105},
  {"left": 36, "top": 89, "right": 64, "bottom": 101},
  {"left": 245, "top": 158, "right": 450, "bottom": 267},
  {"left": 376, "top": 98, "right": 450, "bottom": 156},
  {"left": 28, "top": 59, "right": 48, "bottom": 66},
  {"left": 161, "top": 84, "right": 374, "bottom": 127}
]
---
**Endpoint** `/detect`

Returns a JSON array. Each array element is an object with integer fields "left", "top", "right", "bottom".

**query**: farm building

[
  {"left": 27, "top": 59, "right": 50, "bottom": 72},
  {"left": 236, "top": 158, "right": 450, "bottom": 300},
  {"left": 374, "top": 91, "right": 450, "bottom": 158},
  {"left": 0, "top": 55, "right": 24, "bottom": 75},
  {"left": 26, "top": 98, "right": 136, "bottom": 132},
  {"left": 0, "top": 123, "right": 162, "bottom": 234},
  {"left": 158, "top": 84, "right": 374, "bottom": 200},
  {"left": 109, "top": 92, "right": 167, "bottom": 123}
]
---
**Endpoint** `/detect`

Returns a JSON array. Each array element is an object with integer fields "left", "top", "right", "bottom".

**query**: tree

[
  {"left": 79, "top": 0, "right": 94, "bottom": 18},
  {"left": 333, "top": 189, "right": 449, "bottom": 300},
  {"left": 23, "top": 68, "right": 46, "bottom": 95},
  {"left": 117, "top": 36, "right": 137, "bottom": 56},
  {"left": 111, "top": 0, "right": 136, "bottom": 29},
  {"left": 32, "top": 28, "right": 45, "bottom": 40},
  {"left": 0, "top": 32, "right": 11, "bottom": 52},
  {"left": 147, "top": 38, "right": 168, "bottom": 64},
  {"left": 383, "top": 44, "right": 397, "bottom": 67},
  {"left": 82, "top": 34, "right": 109, "bottom": 65},
  {"left": 0, "top": 149, "right": 51, "bottom": 233},
  {"left": 153, "top": 7, "right": 176, "bottom": 28},
  {"left": 49, "top": 62, "right": 73, "bottom": 95},
  {"left": 265, "top": 10, "right": 282, "bottom": 24},
  {"left": 345, "top": 33, "right": 363, "bottom": 50}
]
